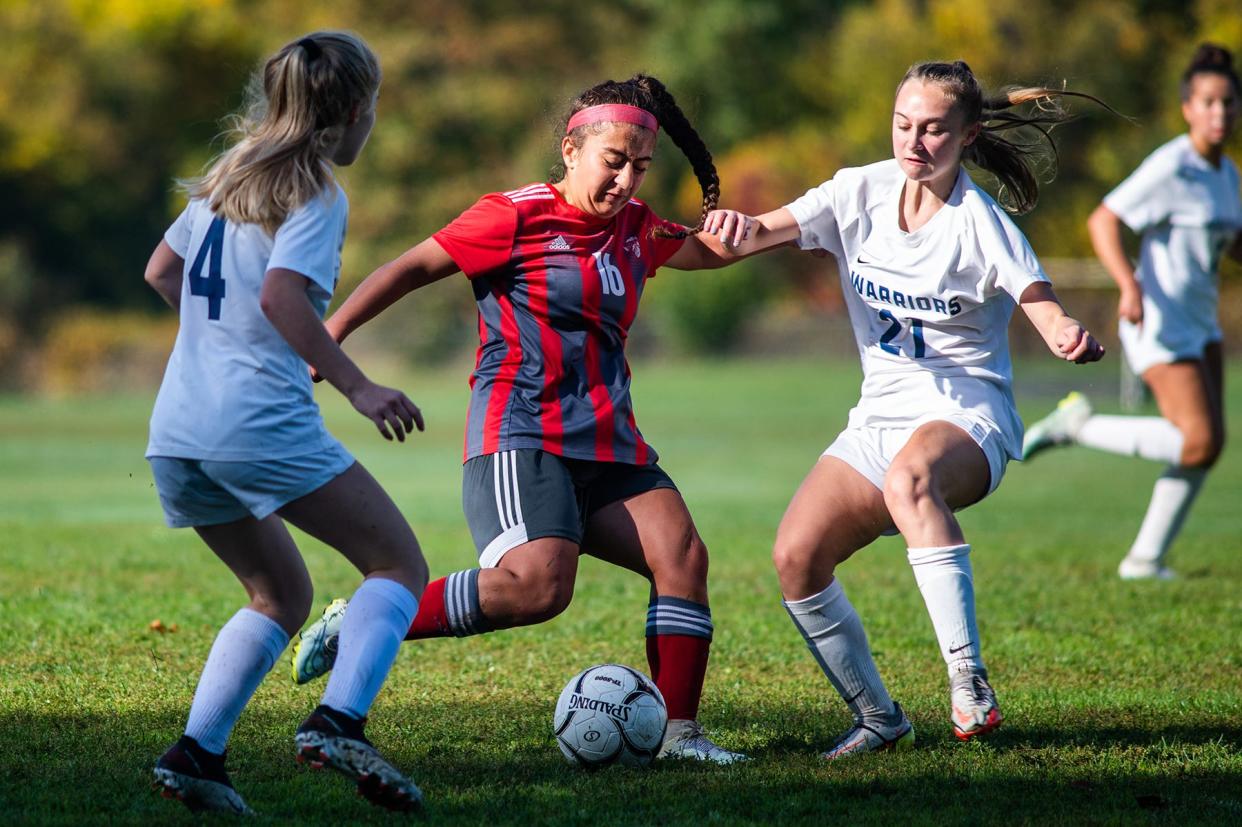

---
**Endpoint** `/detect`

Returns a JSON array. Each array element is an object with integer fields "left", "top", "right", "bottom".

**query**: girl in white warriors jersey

[
  {"left": 706, "top": 61, "right": 1104, "bottom": 758},
  {"left": 1025, "top": 44, "right": 1242, "bottom": 580},
  {"left": 144, "top": 32, "right": 429, "bottom": 814}
]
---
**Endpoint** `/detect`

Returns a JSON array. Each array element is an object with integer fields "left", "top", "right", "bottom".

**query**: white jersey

[
  {"left": 786, "top": 160, "right": 1049, "bottom": 459},
  {"left": 147, "top": 184, "right": 348, "bottom": 461},
  {"left": 1103, "top": 134, "right": 1242, "bottom": 371}
]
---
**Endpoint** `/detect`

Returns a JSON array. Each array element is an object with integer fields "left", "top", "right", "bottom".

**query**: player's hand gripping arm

[
  {"left": 664, "top": 208, "right": 802, "bottom": 270},
  {"left": 261, "top": 268, "right": 423, "bottom": 441},
  {"left": 144, "top": 241, "right": 185, "bottom": 312},
  {"left": 1086, "top": 203, "right": 1143, "bottom": 325},
  {"left": 1019, "top": 281, "right": 1105, "bottom": 365}
]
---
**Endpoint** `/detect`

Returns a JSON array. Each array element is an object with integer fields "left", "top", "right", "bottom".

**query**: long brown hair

[
  {"left": 899, "top": 61, "right": 1114, "bottom": 215},
  {"left": 556, "top": 74, "right": 719, "bottom": 238},
  {"left": 182, "top": 31, "right": 380, "bottom": 235}
]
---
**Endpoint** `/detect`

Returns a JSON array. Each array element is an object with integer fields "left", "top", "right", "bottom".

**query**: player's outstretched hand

[
  {"left": 1055, "top": 320, "right": 1105, "bottom": 365},
  {"left": 348, "top": 381, "right": 424, "bottom": 441}
]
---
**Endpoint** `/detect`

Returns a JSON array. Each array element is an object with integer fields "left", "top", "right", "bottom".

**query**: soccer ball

[{"left": 553, "top": 664, "right": 667, "bottom": 768}]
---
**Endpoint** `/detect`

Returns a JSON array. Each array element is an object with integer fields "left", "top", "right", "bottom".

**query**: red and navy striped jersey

[{"left": 433, "top": 182, "right": 686, "bottom": 464}]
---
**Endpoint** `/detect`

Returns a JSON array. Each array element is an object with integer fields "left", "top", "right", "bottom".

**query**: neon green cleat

[
  {"left": 291, "top": 598, "right": 348, "bottom": 684},
  {"left": 1022, "top": 391, "right": 1092, "bottom": 461}
]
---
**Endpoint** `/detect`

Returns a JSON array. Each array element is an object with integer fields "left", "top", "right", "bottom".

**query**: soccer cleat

[
  {"left": 657, "top": 719, "right": 749, "bottom": 764},
  {"left": 1118, "top": 556, "right": 1177, "bottom": 581},
  {"left": 152, "top": 735, "right": 255, "bottom": 816},
  {"left": 295, "top": 704, "right": 422, "bottom": 811},
  {"left": 950, "top": 670, "right": 1003, "bottom": 740},
  {"left": 1021, "top": 391, "right": 1092, "bottom": 461},
  {"left": 821, "top": 703, "right": 915, "bottom": 760},
  {"left": 291, "top": 598, "right": 348, "bottom": 684}
]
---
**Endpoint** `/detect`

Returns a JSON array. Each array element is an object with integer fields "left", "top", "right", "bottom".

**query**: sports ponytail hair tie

[
  {"left": 298, "top": 37, "right": 321, "bottom": 60},
  {"left": 566, "top": 104, "right": 658, "bottom": 134}
]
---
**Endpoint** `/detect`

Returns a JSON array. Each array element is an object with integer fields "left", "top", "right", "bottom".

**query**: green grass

[{"left": 1, "top": 356, "right": 1240, "bottom": 824}]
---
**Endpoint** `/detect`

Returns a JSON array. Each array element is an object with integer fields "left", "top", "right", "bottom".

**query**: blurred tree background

[{"left": 1, "top": 0, "right": 1239, "bottom": 390}]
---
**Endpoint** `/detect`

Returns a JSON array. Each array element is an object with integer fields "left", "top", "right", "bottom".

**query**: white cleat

[
  {"left": 658, "top": 719, "right": 748, "bottom": 764},
  {"left": 1118, "top": 556, "right": 1177, "bottom": 581},
  {"left": 291, "top": 598, "right": 347, "bottom": 684},
  {"left": 950, "top": 670, "right": 1003, "bottom": 740},
  {"left": 1022, "top": 392, "right": 1092, "bottom": 461},
  {"left": 821, "top": 703, "right": 914, "bottom": 760}
]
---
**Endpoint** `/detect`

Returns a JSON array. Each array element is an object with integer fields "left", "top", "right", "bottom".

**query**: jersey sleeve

[
  {"left": 268, "top": 186, "right": 349, "bottom": 295},
  {"left": 784, "top": 179, "right": 845, "bottom": 257},
  {"left": 432, "top": 194, "right": 519, "bottom": 279},
  {"left": 163, "top": 202, "right": 194, "bottom": 258},
  {"left": 1103, "top": 151, "right": 1176, "bottom": 234},
  {"left": 983, "top": 210, "right": 1049, "bottom": 300}
]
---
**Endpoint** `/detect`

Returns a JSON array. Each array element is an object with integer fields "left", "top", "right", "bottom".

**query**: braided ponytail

[
  {"left": 900, "top": 61, "right": 1115, "bottom": 214},
  {"left": 558, "top": 74, "right": 720, "bottom": 239}
]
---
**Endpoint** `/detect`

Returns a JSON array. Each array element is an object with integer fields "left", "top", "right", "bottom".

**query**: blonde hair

[
  {"left": 899, "top": 61, "right": 1114, "bottom": 214},
  {"left": 182, "top": 31, "right": 380, "bottom": 235}
]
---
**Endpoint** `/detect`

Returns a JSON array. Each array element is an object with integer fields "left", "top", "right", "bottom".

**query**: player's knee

[
  {"left": 518, "top": 561, "right": 576, "bottom": 622},
  {"left": 250, "top": 576, "right": 313, "bottom": 632},
  {"left": 772, "top": 532, "right": 816, "bottom": 582},
  {"left": 1179, "top": 427, "right": 1223, "bottom": 468},
  {"left": 882, "top": 462, "right": 932, "bottom": 515}
]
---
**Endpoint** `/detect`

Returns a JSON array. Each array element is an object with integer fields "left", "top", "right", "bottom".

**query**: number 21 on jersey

[
  {"left": 188, "top": 217, "right": 227, "bottom": 320},
  {"left": 878, "top": 309, "right": 925, "bottom": 358}
]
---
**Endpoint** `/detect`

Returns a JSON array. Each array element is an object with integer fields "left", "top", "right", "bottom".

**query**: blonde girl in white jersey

[
  {"left": 145, "top": 32, "right": 429, "bottom": 813},
  {"left": 1024, "top": 44, "right": 1242, "bottom": 580},
  {"left": 703, "top": 61, "right": 1104, "bottom": 758}
]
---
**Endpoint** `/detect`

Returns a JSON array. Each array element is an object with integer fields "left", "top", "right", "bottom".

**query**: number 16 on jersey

[{"left": 877, "top": 309, "right": 925, "bottom": 358}]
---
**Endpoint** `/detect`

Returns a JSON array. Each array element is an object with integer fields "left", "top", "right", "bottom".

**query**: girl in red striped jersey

[{"left": 292, "top": 74, "right": 749, "bottom": 763}]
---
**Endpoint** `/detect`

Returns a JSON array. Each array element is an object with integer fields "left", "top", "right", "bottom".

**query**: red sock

[
  {"left": 405, "top": 577, "right": 450, "bottom": 640},
  {"left": 647, "top": 634, "right": 710, "bottom": 721}
]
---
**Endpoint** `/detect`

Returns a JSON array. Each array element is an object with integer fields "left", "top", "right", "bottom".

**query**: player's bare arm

[
  {"left": 326, "top": 238, "right": 460, "bottom": 342},
  {"left": 1086, "top": 203, "right": 1144, "bottom": 324},
  {"left": 143, "top": 240, "right": 185, "bottom": 312},
  {"left": 1019, "top": 281, "right": 1105, "bottom": 364},
  {"left": 261, "top": 268, "right": 423, "bottom": 441},
  {"left": 665, "top": 207, "right": 800, "bottom": 270}
]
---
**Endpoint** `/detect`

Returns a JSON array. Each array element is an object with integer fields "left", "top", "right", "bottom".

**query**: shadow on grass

[{"left": 3, "top": 703, "right": 1240, "bottom": 825}]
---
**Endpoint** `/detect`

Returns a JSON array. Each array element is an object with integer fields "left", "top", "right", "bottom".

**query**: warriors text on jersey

[
  {"left": 147, "top": 186, "right": 348, "bottom": 461},
  {"left": 785, "top": 160, "right": 1050, "bottom": 459},
  {"left": 433, "top": 183, "right": 685, "bottom": 464}
]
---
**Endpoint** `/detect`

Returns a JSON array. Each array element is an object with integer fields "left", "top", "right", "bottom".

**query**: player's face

[
  {"left": 561, "top": 124, "right": 656, "bottom": 219},
  {"left": 892, "top": 79, "right": 979, "bottom": 195},
  {"left": 332, "top": 91, "right": 378, "bottom": 167},
  {"left": 1182, "top": 72, "right": 1238, "bottom": 151}
]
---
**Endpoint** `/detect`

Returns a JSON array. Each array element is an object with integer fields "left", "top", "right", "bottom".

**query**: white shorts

[
  {"left": 822, "top": 411, "right": 1009, "bottom": 499},
  {"left": 148, "top": 442, "right": 355, "bottom": 528},
  {"left": 1119, "top": 318, "right": 1221, "bottom": 375}
]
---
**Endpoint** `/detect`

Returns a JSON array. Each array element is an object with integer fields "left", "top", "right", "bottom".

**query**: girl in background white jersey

[
  {"left": 144, "top": 32, "right": 428, "bottom": 814},
  {"left": 1024, "top": 44, "right": 1242, "bottom": 580},
  {"left": 705, "top": 61, "right": 1104, "bottom": 758}
]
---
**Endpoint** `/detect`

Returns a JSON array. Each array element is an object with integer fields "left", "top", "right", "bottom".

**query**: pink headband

[{"left": 566, "top": 104, "right": 658, "bottom": 134}]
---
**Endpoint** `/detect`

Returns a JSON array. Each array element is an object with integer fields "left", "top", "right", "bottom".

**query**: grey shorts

[
  {"left": 462, "top": 449, "right": 677, "bottom": 568},
  {"left": 148, "top": 442, "right": 355, "bottom": 528}
]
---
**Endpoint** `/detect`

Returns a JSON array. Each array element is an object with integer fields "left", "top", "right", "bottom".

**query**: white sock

[
  {"left": 783, "top": 579, "right": 896, "bottom": 722},
  {"left": 184, "top": 608, "right": 289, "bottom": 754},
  {"left": 1076, "top": 415, "right": 1183, "bottom": 463},
  {"left": 321, "top": 578, "right": 419, "bottom": 720},
  {"left": 1127, "top": 466, "right": 1208, "bottom": 564},
  {"left": 907, "top": 544, "right": 984, "bottom": 678}
]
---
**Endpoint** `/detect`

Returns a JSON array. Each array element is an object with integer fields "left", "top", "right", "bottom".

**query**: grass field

[{"left": 1, "top": 356, "right": 1239, "bottom": 825}]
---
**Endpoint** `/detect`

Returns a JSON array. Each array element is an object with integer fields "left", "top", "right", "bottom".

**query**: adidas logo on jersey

[{"left": 546, "top": 235, "right": 572, "bottom": 252}]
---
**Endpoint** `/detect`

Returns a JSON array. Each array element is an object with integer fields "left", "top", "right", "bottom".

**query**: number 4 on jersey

[{"left": 188, "top": 217, "right": 227, "bottom": 320}]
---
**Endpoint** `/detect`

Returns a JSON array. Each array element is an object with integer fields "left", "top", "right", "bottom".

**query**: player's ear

[{"left": 561, "top": 136, "right": 579, "bottom": 171}]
